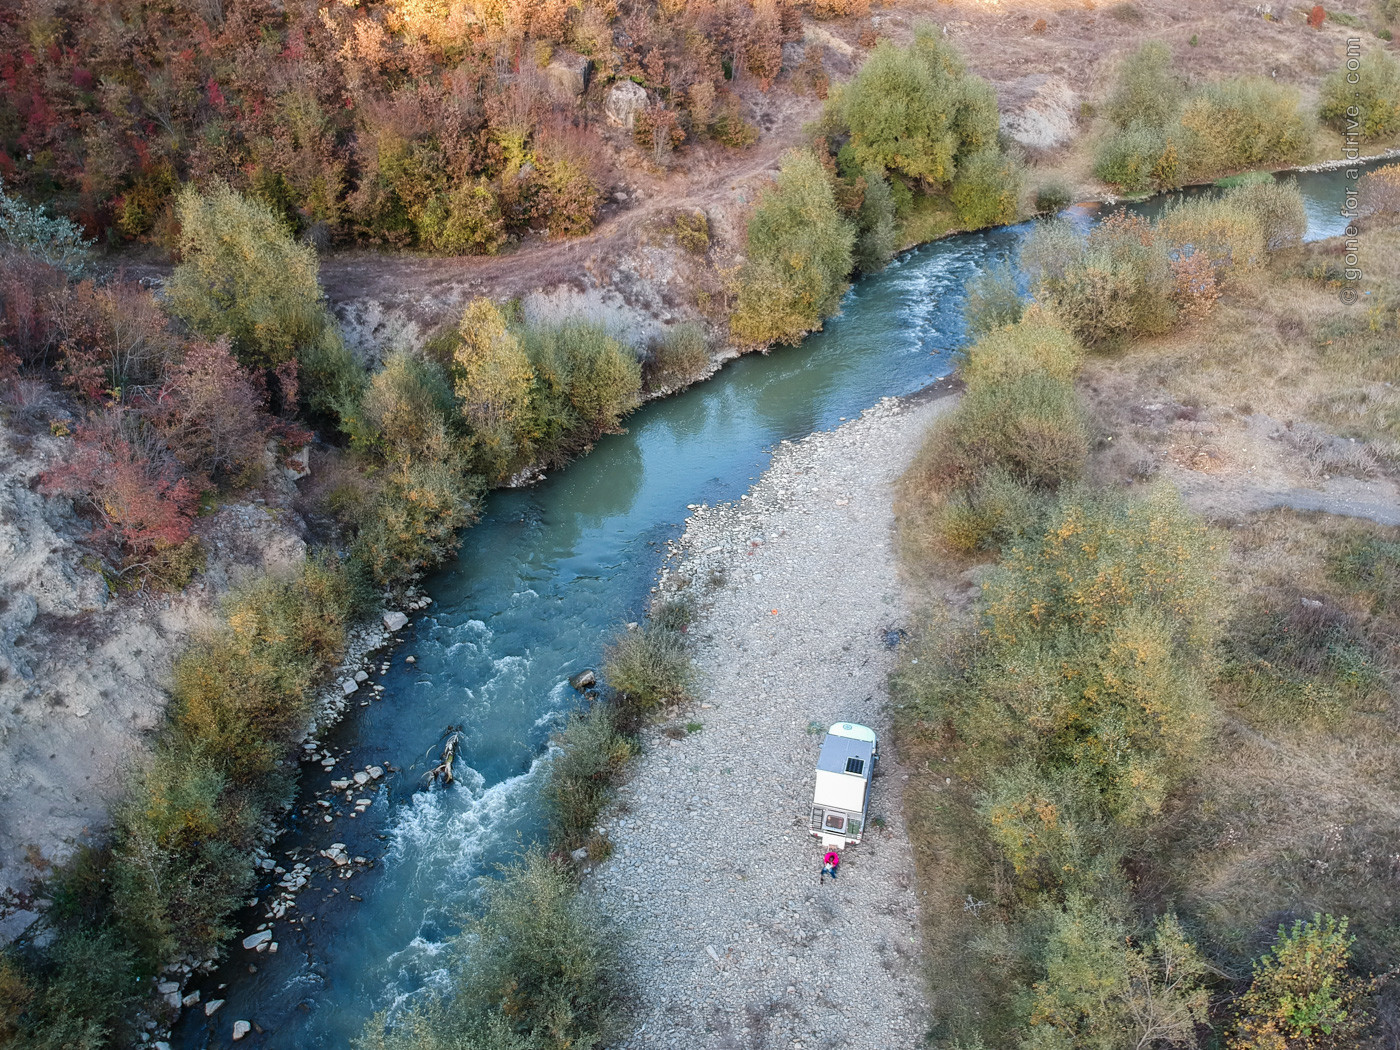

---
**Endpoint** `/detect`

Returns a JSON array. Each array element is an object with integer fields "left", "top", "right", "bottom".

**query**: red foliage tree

[
  {"left": 44, "top": 410, "right": 199, "bottom": 560},
  {"left": 1307, "top": 4, "right": 1326, "bottom": 27}
]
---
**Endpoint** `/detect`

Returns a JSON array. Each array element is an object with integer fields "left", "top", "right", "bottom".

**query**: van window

[{"left": 824, "top": 812, "right": 846, "bottom": 831}]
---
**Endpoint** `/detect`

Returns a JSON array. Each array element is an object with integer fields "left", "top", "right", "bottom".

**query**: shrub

[
  {"left": 544, "top": 704, "right": 635, "bottom": 850},
  {"left": 454, "top": 298, "right": 537, "bottom": 482},
  {"left": 353, "top": 449, "right": 479, "bottom": 587},
  {"left": 0, "top": 177, "right": 94, "bottom": 277},
  {"left": 1177, "top": 77, "right": 1313, "bottom": 175},
  {"left": 1104, "top": 42, "right": 1186, "bottom": 133},
  {"left": 962, "top": 488, "right": 1220, "bottom": 818},
  {"left": 950, "top": 149, "right": 1023, "bottom": 229},
  {"left": 171, "top": 558, "right": 354, "bottom": 777},
  {"left": 1025, "top": 901, "right": 1211, "bottom": 1049},
  {"left": 909, "top": 371, "right": 1089, "bottom": 495},
  {"left": 928, "top": 468, "right": 1045, "bottom": 555},
  {"left": 0, "top": 251, "right": 67, "bottom": 369},
  {"left": 1320, "top": 49, "right": 1400, "bottom": 140},
  {"left": 416, "top": 180, "right": 506, "bottom": 255},
  {"left": 353, "top": 351, "right": 460, "bottom": 461},
  {"left": 963, "top": 262, "right": 1026, "bottom": 337},
  {"left": 1093, "top": 125, "right": 1175, "bottom": 193},
  {"left": 603, "top": 624, "right": 692, "bottom": 715},
  {"left": 165, "top": 183, "right": 332, "bottom": 370},
  {"left": 44, "top": 409, "right": 199, "bottom": 563},
  {"left": 1226, "top": 178, "right": 1307, "bottom": 252},
  {"left": 111, "top": 556, "right": 355, "bottom": 968},
  {"left": 1035, "top": 180, "right": 1074, "bottom": 214},
  {"left": 153, "top": 339, "right": 286, "bottom": 488},
  {"left": 0, "top": 930, "right": 141, "bottom": 1049},
  {"left": 853, "top": 165, "right": 898, "bottom": 273},
  {"left": 646, "top": 323, "right": 710, "bottom": 388},
  {"left": 358, "top": 848, "right": 624, "bottom": 1050},
  {"left": 959, "top": 312, "right": 1082, "bottom": 389},
  {"left": 52, "top": 280, "right": 179, "bottom": 400},
  {"left": 1357, "top": 163, "right": 1400, "bottom": 220},
  {"left": 831, "top": 28, "right": 998, "bottom": 187},
  {"left": 522, "top": 320, "right": 643, "bottom": 459},
  {"left": 534, "top": 129, "right": 606, "bottom": 238},
  {"left": 165, "top": 183, "right": 362, "bottom": 420},
  {"left": 109, "top": 742, "right": 258, "bottom": 967},
  {"left": 1022, "top": 215, "right": 1176, "bottom": 347},
  {"left": 671, "top": 211, "right": 710, "bottom": 254},
  {"left": 1230, "top": 915, "right": 1369, "bottom": 1049},
  {"left": 730, "top": 149, "right": 855, "bottom": 347},
  {"left": 1158, "top": 196, "right": 1267, "bottom": 286}
]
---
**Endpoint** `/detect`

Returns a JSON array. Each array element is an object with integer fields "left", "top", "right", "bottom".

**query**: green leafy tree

[
  {"left": 1230, "top": 915, "right": 1370, "bottom": 1050},
  {"left": 166, "top": 183, "right": 331, "bottom": 369},
  {"left": 831, "top": 27, "right": 998, "bottom": 187},
  {"left": 1320, "top": 49, "right": 1400, "bottom": 141},
  {"left": 730, "top": 149, "right": 855, "bottom": 346},
  {"left": 453, "top": 298, "right": 538, "bottom": 481},
  {"left": 853, "top": 164, "right": 898, "bottom": 274},
  {"left": 1104, "top": 42, "right": 1186, "bottom": 132}
]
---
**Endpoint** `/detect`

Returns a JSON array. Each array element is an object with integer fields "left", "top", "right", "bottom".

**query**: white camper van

[{"left": 809, "top": 722, "right": 878, "bottom": 849}]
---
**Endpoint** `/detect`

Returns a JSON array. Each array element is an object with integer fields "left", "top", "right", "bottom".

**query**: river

[{"left": 175, "top": 163, "right": 1376, "bottom": 1048}]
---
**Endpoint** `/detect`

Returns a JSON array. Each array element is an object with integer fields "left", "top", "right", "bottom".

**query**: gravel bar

[{"left": 588, "top": 393, "right": 954, "bottom": 1050}]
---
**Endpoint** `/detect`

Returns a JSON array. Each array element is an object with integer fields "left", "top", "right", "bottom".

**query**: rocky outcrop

[
  {"left": 604, "top": 80, "right": 648, "bottom": 130},
  {"left": 544, "top": 50, "right": 590, "bottom": 100}
]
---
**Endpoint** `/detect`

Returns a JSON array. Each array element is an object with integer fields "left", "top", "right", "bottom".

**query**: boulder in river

[
  {"left": 241, "top": 930, "right": 272, "bottom": 951},
  {"left": 383, "top": 610, "right": 409, "bottom": 632},
  {"left": 569, "top": 669, "right": 597, "bottom": 691},
  {"left": 232, "top": 1020, "right": 251, "bottom": 1041}
]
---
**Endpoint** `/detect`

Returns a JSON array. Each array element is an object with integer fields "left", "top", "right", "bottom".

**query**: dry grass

[
  {"left": 1147, "top": 511, "right": 1400, "bottom": 1020},
  {"left": 1082, "top": 224, "right": 1400, "bottom": 488}
]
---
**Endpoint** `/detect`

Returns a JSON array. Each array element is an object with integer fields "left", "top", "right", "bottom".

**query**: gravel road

[{"left": 587, "top": 394, "right": 953, "bottom": 1050}]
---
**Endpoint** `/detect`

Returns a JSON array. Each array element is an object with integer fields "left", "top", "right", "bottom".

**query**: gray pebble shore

[{"left": 587, "top": 394, "right": 954, "bottom": 1050}]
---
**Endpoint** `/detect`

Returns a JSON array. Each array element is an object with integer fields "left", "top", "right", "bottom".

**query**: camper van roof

[
  {"left": 827, "top": 722, "right": 876, "bottom": 744},
  {"left": 817, "top": 732, "right": 874, "bottom": 776}
]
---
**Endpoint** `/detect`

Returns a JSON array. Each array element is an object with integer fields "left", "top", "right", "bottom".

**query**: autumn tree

[
  {"left": 45, "top": 410, "right": 199, "bottom": 563},
  {"left": 454, "top": 298, "right": 537, "bottom": 481},
  {"left": 730, "top": 149, "right": 855, "bottom": 346},
  {"left": 829, "top": 27, "right": 999, "bottom": 188},
  {"left": 153, "top": 339, "right": 292, "bottom": 488},
  {"left": 164, "top": 184, "right": 361, "bottom": 417}
]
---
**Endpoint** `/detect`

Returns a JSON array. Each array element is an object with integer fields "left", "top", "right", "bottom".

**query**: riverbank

[{"left": 584, "top": 391, "right": 954, "bottom": 1048}]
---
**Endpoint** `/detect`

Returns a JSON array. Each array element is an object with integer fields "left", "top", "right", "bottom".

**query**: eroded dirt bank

[{"left": 586, "top": 394, "right": 954, "bottom": 1050}]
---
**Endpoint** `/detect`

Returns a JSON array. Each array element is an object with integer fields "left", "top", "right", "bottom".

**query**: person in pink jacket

[{"left": 821, "top": 850, "right": 840, "bottom": 882}]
